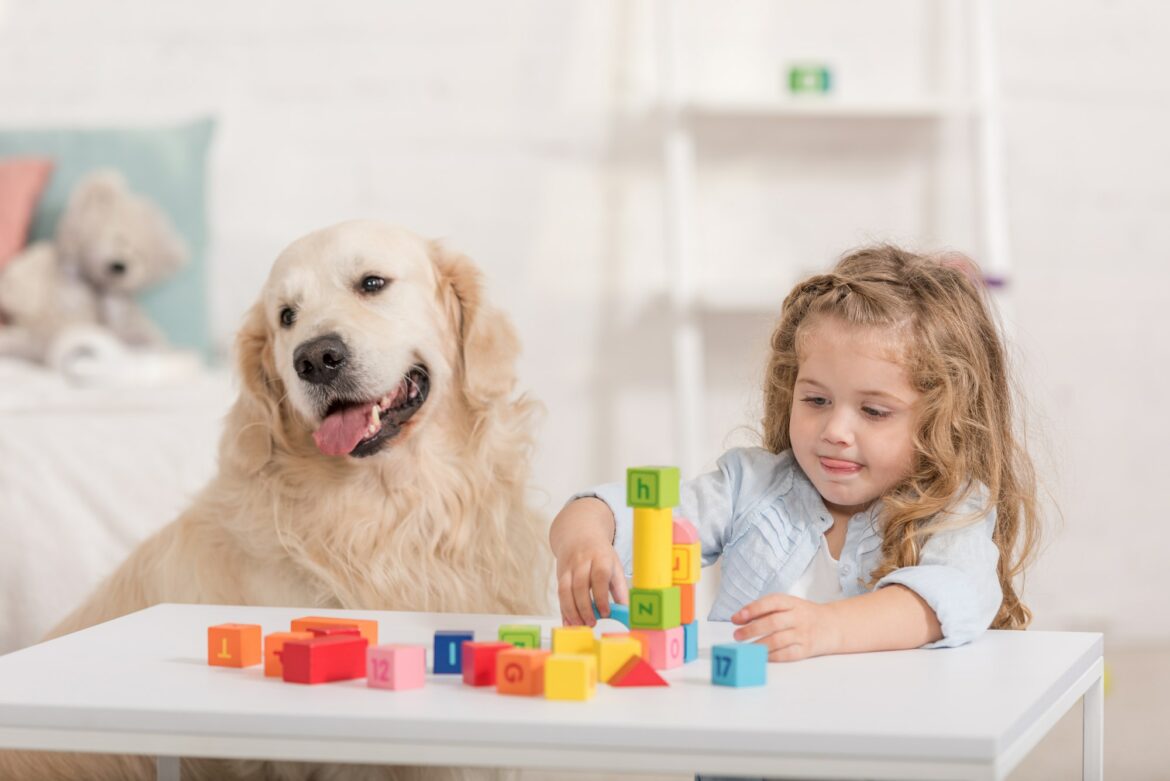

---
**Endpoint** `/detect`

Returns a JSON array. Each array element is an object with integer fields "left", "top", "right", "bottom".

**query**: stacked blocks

[
  {"left": 434, "top": 630, "right": 474, "bottom": 674},
  {"left": 711, "top": 643, "right": 767, "bottom": 687},
  {"left": 626, "top": 466, "right": 701, "bottom": 670},
  {"left": 367, "top": 644, "right": 426, "bottom": 690},
  {"left": 208, "top": 624, "right": 262, "bottom": 668}
]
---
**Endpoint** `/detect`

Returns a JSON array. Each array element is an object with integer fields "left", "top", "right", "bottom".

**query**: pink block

[
  {"left": 367, "top": 644, "right": 427, "bottom": 690},
  {"left": 672, "top": 517, "right": 699, "bottom": 544},
  {"left": 630, "top": 627, "right": 685, "bottom": 670}
]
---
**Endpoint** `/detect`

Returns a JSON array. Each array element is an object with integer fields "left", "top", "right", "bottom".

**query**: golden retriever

[{"left": 3, "top": 220, "right": 550, "bottom": 780}]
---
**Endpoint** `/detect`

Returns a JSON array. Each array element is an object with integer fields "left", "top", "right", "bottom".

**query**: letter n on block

[{"left": 629, "top": 587, "right": 681, "bottom": 630}]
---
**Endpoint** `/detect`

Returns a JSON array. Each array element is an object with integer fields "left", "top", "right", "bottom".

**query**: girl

[{"left": 549, "top": 244, "right": 1041, "bottom": 660}]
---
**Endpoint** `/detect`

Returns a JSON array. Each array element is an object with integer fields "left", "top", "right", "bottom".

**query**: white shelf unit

[{"left": 656, "top": 0, "right": 1011, "bottom": 477}]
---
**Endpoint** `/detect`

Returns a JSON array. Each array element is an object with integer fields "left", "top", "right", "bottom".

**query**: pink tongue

[{"left": 313, "top": 403, "right": 376, "bottom": 456}]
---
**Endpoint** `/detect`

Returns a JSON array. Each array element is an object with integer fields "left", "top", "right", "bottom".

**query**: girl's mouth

[{"left": 819, "top": 457, "right": 862, "bottom": 474}]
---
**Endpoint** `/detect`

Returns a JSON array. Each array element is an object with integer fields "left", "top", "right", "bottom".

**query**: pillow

[
  {"left": 0, "top": 157, "right": 53, "bottom": 268},
  {"left": 0, "top": 118, "right": 215, "bottom": 356}
]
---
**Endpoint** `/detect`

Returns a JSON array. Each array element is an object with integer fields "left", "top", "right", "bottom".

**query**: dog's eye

[
  {"left": 279, "top": 307, "right": 296, "bottom": 328},
  {"left": 360, "top": 275, "right": 388, "bottom": 294}
]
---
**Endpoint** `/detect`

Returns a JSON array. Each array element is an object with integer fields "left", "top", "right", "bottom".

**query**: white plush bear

[{"left": 0, "top": 169, "right": 188, "bottom": 363}]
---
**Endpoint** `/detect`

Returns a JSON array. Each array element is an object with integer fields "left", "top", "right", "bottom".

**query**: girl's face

[{"left": 789, "top": 316, "right": 921, "bottom": 522}]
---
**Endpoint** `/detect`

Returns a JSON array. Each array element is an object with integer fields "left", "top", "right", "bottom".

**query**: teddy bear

[{"left": 0, "top": 169, "right": 188, "bottom": 364}]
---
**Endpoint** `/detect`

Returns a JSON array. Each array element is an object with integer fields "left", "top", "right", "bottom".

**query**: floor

[{"left": 517, "top": 645, "right": 1170, "bottom": 781}]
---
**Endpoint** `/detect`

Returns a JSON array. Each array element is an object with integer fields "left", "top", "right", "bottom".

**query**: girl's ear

[
  {"left": 222, "top": 301, "right": 284, "bottom": 475},
  {"left": 430, "top": 241, "right": 520, "bottom": 406}
]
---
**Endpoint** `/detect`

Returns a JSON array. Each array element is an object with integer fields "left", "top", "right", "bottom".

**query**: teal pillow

[{"left": 0, "top": 118, "right": 215, "bottom": 356}]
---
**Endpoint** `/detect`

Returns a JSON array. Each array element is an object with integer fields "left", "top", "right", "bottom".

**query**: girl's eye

[
  {"left": 802, "top": 396, "right": 829, "bottom": 408},
  {"left": 279, "top": 307, "right": 296, "bottom": 328},
  {"left": 360, "top": 275, "right": 388, "bottom": 294},
  {"left": 862, "top": 406, "right": 891, "bottom": 419}
]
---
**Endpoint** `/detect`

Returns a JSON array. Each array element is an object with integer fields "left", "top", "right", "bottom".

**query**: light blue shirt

[{"left": 573, "top": 447, "right": 1003, "bottom": 649}]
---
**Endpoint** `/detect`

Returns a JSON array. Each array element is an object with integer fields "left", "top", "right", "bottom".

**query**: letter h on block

[{"left": 626, "top": 466, "right": 680, "bottom": 509}]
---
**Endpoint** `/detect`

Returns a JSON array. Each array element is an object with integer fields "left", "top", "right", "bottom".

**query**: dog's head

[{"left": 228, "top": 220, "right": 520, "bottom": 470}]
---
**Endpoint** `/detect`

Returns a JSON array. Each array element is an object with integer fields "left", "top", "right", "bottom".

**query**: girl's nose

[{"left": 820, "top": 409, "right": 853, "bottom": 446}]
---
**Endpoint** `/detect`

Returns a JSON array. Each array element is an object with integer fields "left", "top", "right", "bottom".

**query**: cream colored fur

[{"left": 2, "top": 221, "right": 550, "bottom": 780}]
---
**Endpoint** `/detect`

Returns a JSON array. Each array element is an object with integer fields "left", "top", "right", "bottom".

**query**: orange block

[
  {"left": 496, "top": 648, "right": 551, "bottom": 696},
  {"left": 208, "top": 624, "right": 262, "bottom": 668},
  {"left": 290, "top": 615, "right": 379, "bottom": 646},
  {"left": 264, "top": 631, "right": 313, "bottom": 677},
  {"left": 679, "top": 583, "right": 695, "bottom": 625}
]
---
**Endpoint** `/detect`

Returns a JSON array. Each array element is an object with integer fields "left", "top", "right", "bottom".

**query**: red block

[
  {"left": 281, "top": 635, "right": 369, "bottom": 684},
  {"left": 609, "top": 656, "right": 668, "bottom": 687},
  {"left": 462, "top": 641, "right": 513, "bottom": 686}
]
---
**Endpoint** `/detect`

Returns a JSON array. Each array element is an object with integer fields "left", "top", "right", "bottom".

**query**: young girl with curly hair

[{"left": 550, "top": 244, "right": 1041, "bottom": 659}]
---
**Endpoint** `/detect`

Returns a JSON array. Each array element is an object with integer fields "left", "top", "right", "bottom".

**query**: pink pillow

[{"left": 0, "top": 157, "right": 53, "bottom": 268}]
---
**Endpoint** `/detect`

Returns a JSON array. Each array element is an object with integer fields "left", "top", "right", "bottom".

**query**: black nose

[
  {"left": 108, "top": 260, "right": 127, "bottom": 276},
  {"left": 294, "top": 334, "right": 349, "bottom": 385}
]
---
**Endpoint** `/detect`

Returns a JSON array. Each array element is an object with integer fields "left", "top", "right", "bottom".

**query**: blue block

[
  {"left": 683, "top": 620, "right": 699, "bottom": 663},
  {"left": 433, "top": 630, "right": 474, "bottom": 674},
  {"left": 592, "top": 600, "right": 630, "bottom": 628},
  {"left": 711, "top": 642, "right": 767, "bottom": 687}
]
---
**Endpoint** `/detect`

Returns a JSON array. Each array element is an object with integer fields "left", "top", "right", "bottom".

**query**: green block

[
  {"left": 626, "top": 466, "right": 680, "bottom": 508},
  {"left": 629, "top": 587, "right": 681, "bottom": 630},
  {"left": 498, "top": 624, "right": 542, "bottom": 649}
]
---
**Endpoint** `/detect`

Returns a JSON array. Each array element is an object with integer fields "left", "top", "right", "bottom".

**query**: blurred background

[{"left": 0, "top": 1, "right": 1166, "bottom": 778}]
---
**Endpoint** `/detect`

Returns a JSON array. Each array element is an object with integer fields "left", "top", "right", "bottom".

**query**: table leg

[
  {"left": 1083, "top": 670, "right": 1103, "bottom": 781},
  {"left": 157, "top": 755, "right": 181, "bottom": 781}
]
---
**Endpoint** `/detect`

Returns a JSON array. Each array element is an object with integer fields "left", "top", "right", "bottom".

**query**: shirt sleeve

[
  {"left": 873, "top": 485, "right": 1003, "bottom": 649},
  {"left": 568, "top": 448, "right": 772, "bottom": 581}
]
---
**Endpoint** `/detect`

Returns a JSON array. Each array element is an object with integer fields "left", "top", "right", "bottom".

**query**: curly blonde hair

[{"left": 762, "top": 244, "right": 1040, "bottom": 629}]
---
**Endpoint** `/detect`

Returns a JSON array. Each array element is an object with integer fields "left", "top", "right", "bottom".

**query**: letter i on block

[{"left": 433, "top": 630, "right": 474, "bottom": 674}]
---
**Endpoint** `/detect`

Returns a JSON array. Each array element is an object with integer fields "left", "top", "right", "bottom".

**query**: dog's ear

[
  {"left": 431, "top": 241, "right": 520, "bottom": 406},
  {"left": 222, "top": 301, "right": 284, "bottom": 475}
]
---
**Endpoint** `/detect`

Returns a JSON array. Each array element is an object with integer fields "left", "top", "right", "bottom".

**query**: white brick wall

[{"left": 1, "top": 0, "right": 1165, "bottom": 641}]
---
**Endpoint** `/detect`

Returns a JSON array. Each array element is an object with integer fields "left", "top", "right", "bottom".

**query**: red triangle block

[{"left": 609, "top": 656, "right": 668, "bottom": 687}]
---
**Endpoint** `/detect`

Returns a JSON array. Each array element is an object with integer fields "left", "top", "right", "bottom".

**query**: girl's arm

[{"left": 731, "top": 585, "right": 941, "bottom": 661}]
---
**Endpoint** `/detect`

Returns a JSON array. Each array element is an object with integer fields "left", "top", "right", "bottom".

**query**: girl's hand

[
  {"left": 550, "top": 497, "right": 629, "bottom": 627},
  {"left": 731, "top": 593, "right": 842, "bottom": 662},
  {"left": 555, "top": 543, "right": 628, "bottom": 627}
]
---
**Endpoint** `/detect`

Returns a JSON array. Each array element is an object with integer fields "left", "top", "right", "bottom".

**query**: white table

[{"left": 0, "top": 603, "right": 1103, "bottom": 781}]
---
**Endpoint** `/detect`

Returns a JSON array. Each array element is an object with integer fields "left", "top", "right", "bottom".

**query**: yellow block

[
  {"left": 545, "top": 654, "right": 598, "bottom": 701},
  {"left": 552, "top": 626, "right": 595, "bottom": 655},
  {"left": 595, "top": 636, "right": 643, "bottom": 683},
  {"left": 672, "top": 542, "right": 700, "bottom": 585},
  {"left": 633, "top": 507, "right": 673, "bottom": 589}
]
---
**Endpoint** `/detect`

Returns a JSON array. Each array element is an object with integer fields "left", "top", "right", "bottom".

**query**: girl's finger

[
  {"left": 590, "top": 564, "right": 611, "bottom": 621},
  {"left": 571, "top": 567, "right": 598, "bottom": 629},
  {"left": 610, "top": 560, "right": 629, "bottom": 605},
  {"left": 731, "top": 594, "right": 791, "bottom": 624},
  {"left": 733, "top": 612, "right": 790, "bottom": 642}
]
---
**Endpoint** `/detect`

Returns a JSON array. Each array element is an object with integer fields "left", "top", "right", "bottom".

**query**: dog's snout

[
  {"left": 294, "top": 334, "right": 349, "bottom": 385},
  {"left": 107, "top": 260, "right": 127, "bottom": 276}
]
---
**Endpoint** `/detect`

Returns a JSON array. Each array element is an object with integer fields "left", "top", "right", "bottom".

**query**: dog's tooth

[{"left": 371, "top": 406, "right": 381, "bottom": 425}]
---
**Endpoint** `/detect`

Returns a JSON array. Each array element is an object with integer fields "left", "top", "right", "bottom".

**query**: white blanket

[{"left": 0, "top": 358, "right": 235, "bottom": 654}]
